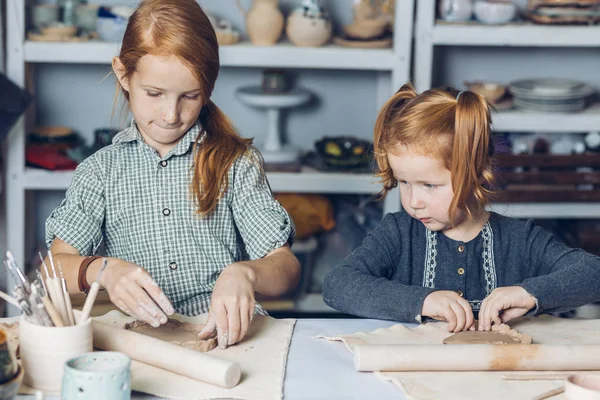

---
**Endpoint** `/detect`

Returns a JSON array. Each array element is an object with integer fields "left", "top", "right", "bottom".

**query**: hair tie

[{"left": 456, "top": 91, "right": 463, "bottom": 101}]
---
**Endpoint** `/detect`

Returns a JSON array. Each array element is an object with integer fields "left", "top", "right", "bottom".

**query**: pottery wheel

[
  {"left": 443, "top": 323, "right": 533, "bottom": 345},
  {"left": 124, "top": 319, "right": 217, "bottom": 352}
]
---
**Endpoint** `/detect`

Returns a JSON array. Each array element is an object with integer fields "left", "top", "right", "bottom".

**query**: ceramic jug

[
  {"left": 438, "top": 0, "right": 473, "bottom": 22},
  {"left": 236, "top": 0, "right": 284, "bottom": 45}
]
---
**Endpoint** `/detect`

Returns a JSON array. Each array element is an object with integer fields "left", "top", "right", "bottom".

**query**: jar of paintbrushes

[{"left": 2, "top": 251, "right": 105, "bottom": 392}]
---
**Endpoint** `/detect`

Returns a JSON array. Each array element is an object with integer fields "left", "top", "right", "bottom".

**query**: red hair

[
  {"left": 374, "top": 83, "right": 496, "bottom": 220},
  {"left": 116, "top": 0, "right": 255, "bottom": 215}
]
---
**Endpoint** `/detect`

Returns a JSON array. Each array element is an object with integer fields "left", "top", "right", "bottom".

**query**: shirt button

[
  {"left": 458, "top": 245, "right": 465, "bottom": 253},
  {"left": 457, "top": 290, "right": 464, "bottom": 297},
  {"left": 162, "top": 208, "right": 171, "bottom": 216},
  {"left": 160, "top": 160, "right": 168, "bottom": 167},
  {"left": 458, "top": 268, "right": 465, "bottom": 275},
  {"left": 169, "top": 262, "right": 177, "bottom": 270}
]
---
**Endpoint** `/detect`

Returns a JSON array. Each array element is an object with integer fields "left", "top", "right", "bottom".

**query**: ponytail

[
  {"left": 191, "top": 100, "right": 255, "bottom": 216},
  {"left": 450, "top": 91, "right": 495, "bottom": 220},
  {"left": 374, "top": 83, "right": 418, "bottom": 196}
]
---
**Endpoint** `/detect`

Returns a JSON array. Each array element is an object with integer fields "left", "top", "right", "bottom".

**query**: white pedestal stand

[{"left": 236, "top": 86, "right": 311, "bottom": 164}]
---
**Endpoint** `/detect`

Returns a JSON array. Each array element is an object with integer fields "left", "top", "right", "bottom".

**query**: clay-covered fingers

[
  {"left": 112, "top": 290, "right": 160, "bottom": 327},
  {"left": 136, "top": 271, "right": 175, "bottom": 317},
  {"left": 230, "top": 297, "right": 255, "bottom": 346},
  {"left": 214, "top": 302, "right": 230, "bottom": 350},
  {"left": 198, "top": 313, "right": 217, "bottom": 340},
  {"left": 237, "top": 301, "right": 255, "bottom": 345},
  {"left": 127, "top": 283, "right": 169, "bottom": 327}
]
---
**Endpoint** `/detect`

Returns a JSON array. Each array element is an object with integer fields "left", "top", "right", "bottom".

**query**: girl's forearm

[{"left": 241, "top": 246, "right": 301, "bottom": 297}]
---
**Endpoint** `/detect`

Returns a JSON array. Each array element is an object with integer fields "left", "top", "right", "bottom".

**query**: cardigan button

[
  {"left": 457, "top": 245, "right": 465, "bottom": 253},
  {"left": 457, "top": 290, "right": 464, "bottom": 297},
  {"left": 457, "top": 268, "right": 465, "bottom": 275}
]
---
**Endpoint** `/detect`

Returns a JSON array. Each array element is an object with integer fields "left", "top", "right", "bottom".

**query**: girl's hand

[
  {"left": 478, "top": 286, "right": 536, "bottom": 331},
  {"left": 198, "top": 263, "right": 256, "bottom": 349},
  {"left": 101, "top": 260, "right": 175, "bottom": 327},
  {"left": 421, "top": 291, "right": 476, "bottom": 332}
]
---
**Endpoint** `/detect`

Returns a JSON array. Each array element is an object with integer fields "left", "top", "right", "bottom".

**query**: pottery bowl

[
  {"left": 315, "top": 136, "right": 372, "bottom": 168},
  {"left": 465, "top": 81, "right": 507, "bottom": 103},
  {"left": 474, "top": 1, "right": 517, "bottom": 24},
  {"left": 96, "top": 16, "right": 128, "bottom": 42},
  {"left": 343, "top": 18, "right": 388, "bottom": 39},
  {"left": 565, "top": 374, "right": 600, "bottom": 400},
  {"left": 32, "top": 4, "right": 60, "bottom": 30},
  {"left": 41, "top": 23, "right": 77, "bottom": 37},
  {"left": 0, "top": 366, "right": 23, "bottom": 400}
]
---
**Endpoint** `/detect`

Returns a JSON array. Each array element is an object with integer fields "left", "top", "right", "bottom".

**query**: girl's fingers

[
  {"left": 445, "top": 307, "right": 457, "bottom": 332},
  {"left": 226, "top": 301, "right": 241, "bottom": 346},
  {"left": 119, "top": 291, "right": 160, "bottom": 327},
  {"left": 238, "top": 298, "right": 254, "bottom": 344},
  {"left": 214, "top": 302, "right": 229, "bottom": 350},
  {"left": 449, "top": 302, "right": 467, "bottom": 332},
  {"left": 127, "top": 283, "right": 167, "bottom": 324},
  {"left": 137, "top": 274, "right": 175, "bottom": 316},
  {"left": 198, "top": 312, "right": 217, "bottom": 339},
  {"left": 478, "top": 297, "right": 491, "bottom": 331},
  {"left": 459, "top": 299, "right": 475, "bottom": 331}
]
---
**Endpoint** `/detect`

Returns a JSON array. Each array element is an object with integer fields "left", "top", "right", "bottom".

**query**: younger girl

[
  {"left": 45, "top": 0, "right": 300, "bottom": 349},
  {"left": 322, "top": 83, "right": 600, "bottom": 332}
]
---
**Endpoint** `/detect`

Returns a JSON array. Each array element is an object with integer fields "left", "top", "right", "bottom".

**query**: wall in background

[{"left": 28, "top": 1, "right": 600, "bottom": 287}]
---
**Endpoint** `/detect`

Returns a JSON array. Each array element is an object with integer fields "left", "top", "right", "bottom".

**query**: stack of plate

[{"left": 508, "top": 78, "right": 595, "bottom": 113}]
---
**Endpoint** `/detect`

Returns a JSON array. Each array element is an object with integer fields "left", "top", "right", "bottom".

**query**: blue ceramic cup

[{"left": 61, "top": 352, "right": 131, "bottom": 400}]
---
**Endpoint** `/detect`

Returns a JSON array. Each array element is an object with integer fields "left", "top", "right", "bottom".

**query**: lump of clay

[
  {"left": 443, "top": 323, "right": 533, "bottom": 345},
  {"left": 124, "top": 319, "right": 217, "bottom": 352}
]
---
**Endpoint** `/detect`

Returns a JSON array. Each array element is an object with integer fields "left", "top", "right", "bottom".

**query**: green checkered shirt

[{"left": 46, "top": 120, "right": 294, "bottom": 316}]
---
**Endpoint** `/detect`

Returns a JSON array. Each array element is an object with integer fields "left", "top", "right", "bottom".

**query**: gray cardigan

[{"left": 322, "top": 211, "right": 600, "bottom": 322}]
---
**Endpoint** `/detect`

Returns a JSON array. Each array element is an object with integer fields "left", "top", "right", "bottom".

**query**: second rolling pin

[{"left": 354, "top": 344, "right": 600, "bottom": 372}]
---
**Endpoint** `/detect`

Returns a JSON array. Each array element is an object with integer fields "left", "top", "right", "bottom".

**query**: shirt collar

[{"left": 113, "top": 119, "right": 206, "bottom": 156}]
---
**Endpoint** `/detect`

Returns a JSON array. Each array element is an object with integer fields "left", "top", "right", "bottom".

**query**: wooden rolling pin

[
  {"left": 92, "top": 321, "right": 241, "bottom": 388},
  {"left": 354, "top": 344, "right": 600, "bottom": 372}
]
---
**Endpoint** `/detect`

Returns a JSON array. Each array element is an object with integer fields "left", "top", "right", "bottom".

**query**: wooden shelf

[
  {"left": 489, "top": 203, "right": 600, "bottom": 219},
  {"left": 24, "top": 40, "right": 397, "bottom": 71},
  {"left": 432, "top": 22, "right": 600, "bottom": 47},
  {"left": 23, "top": 167, "right": 382, "bottom": 194},
  {"left": 493, "top": 103, "right": 600, "bottom": 133}
]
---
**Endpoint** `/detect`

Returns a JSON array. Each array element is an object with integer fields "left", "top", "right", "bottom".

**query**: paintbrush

[
  {"left": 57, "top": 261, "right": 75, "bottom": 326},
  {"left": 5, "top": 252, "right": 30, "bottom": 294},
  {"left": 46, "top": 250, "right": 70, "bottom": 325},
  {"left": 78, "top": 258, "right": 107, "bottom": 325},
  {"left": 0, "top": 290, "right": 20, "bottom": 309}
]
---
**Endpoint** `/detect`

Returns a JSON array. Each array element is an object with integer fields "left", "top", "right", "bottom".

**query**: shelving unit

[
  {"left": 414, "top": 0, "right": 600, "bottom": 220},
  {"left": 5, "top": 1, "right": 415, "bottom": 314}
]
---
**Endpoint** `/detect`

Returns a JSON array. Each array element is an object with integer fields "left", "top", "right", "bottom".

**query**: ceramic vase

[
  {"left": 237, "top": 0, "right": 284, "bottom": 45},
  {"left": 286, "top": 0, "right": 332, "bottom": 47}
]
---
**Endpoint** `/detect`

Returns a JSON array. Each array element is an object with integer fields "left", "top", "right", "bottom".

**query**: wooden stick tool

[
  {"left": 57, "top": 261, "right": 75, "bottom": 326},
  {"left": 35, "top": 270, "right": 63, "bottom": 327},
  {"left": 46, "top": 250, "right": 70, "bottom": 325},
  {"left": 79, "top": 258, "right": 107, "bottom": 325}
]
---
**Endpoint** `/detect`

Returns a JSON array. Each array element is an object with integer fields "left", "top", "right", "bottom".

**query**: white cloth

[
  {"left": 19, "top": 311, "right": 295, "bottom": 400},
  {"left": 319, "top": 315, "right": 600, "bottom": 400}
]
